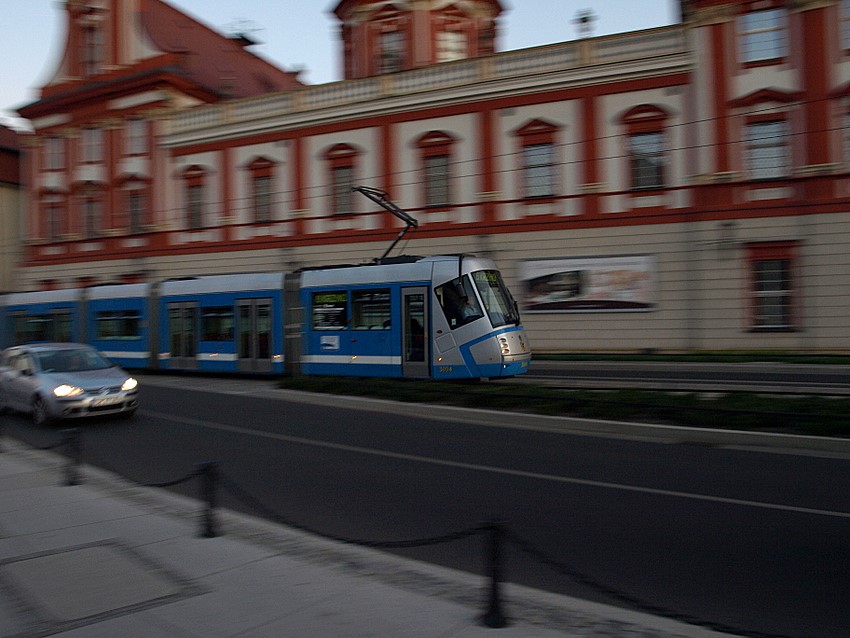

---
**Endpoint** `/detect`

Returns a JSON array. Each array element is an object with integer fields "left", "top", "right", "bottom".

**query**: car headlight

[
  {"left": 122, "top": 377, "right": 138, "bottom": 391},
  {"left": 54, "top": 384, "right": 83, "bottom": 398}
]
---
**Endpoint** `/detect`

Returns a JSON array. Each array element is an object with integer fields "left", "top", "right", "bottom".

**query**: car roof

[{"left": 4, "top": 343, "right": 93, "bottom": 354}]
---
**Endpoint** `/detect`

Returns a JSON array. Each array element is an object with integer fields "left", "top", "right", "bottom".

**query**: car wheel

[
  {"left": 121, "top": 408, "right": 137, "bottom": 420},
  {"left": 32, "top": 396, "right": 51, "bottom": 427}
]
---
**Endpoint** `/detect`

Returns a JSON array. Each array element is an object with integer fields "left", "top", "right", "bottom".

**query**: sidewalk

[{"left": 0, "top": 437, "right": 736, "bottom": 638}]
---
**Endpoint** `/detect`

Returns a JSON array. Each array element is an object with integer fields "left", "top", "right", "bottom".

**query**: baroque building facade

[{"left": 14, "top": 0, "right": 850, "bottom": 353}]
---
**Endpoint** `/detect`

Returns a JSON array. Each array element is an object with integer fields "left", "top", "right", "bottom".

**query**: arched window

[
  {"left": 41, "top": 191, "right": 66, "bottom": 241},
  {"left": 74, "top": 182, "right": 106, "bottom": 239},
  {"left": 514, "top": 119, "right": 560, "bottom": 200},
  {"left": 180, "top": 165, "right": 207, "bottom": 229},
  {"left": 324, "top": 144, "right": 360, "bottom": 215},
  {"left": 416, "top": 131, "right": 456, "bottom": 208},
  {"left": 620, "top": 105, "right": 670, "bottom": 190},
  {"left": 246, "top": 157, "right": 277, "bottom": 223}
]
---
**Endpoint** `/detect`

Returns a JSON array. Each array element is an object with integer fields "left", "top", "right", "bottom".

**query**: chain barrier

[
  {"left": 218, "top": 472, "right": 486, "bottom": 549},
  {"left": 501, "top": 526, "right": 794, "bottom": 638}
]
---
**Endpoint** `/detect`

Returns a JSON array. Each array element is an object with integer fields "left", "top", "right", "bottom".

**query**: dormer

[
  {"left": 67, "top": 0, "right": 111, "bottom": 79},
  {"left": 333, "top": 0, "right": 503, "bottom": 80}
]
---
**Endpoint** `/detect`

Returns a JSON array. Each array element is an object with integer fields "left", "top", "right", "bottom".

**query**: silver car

[{"left": 0, "top": 343, "right": 139, "bottom": 426}]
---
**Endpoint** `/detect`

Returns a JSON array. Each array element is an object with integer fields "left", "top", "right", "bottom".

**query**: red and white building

[{"left": 13, "top": 0, "right": 850, "bottom": 353}]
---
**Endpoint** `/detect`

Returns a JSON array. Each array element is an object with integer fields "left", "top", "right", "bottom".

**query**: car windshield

[
  {"left": 35, "top": 348, "right": 113, "bottom": 373},
  {"left": 471, "top": 270, "right": 521, "bottom": 328}
]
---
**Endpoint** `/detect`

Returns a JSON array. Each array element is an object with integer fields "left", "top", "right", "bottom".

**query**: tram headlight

[{"left": 499, "top": 337, "right": 510, "bottom": 355}]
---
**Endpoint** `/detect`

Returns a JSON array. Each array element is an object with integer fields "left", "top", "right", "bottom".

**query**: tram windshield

[
  {"left": 471, "top": 270, "right": 520, "bottom": 328},
  {"left": 435, "top": 276, "right": 484, "bottom": 329}
]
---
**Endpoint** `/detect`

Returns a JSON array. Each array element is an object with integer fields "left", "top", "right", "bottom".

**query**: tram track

[{"left": 515, "top": 360, "right": 850, "bottom": 396}]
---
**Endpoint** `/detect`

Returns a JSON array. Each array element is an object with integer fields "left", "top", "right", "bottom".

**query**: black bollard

[
  {"left": 64, "top": 428, "right": 82, "bottom": 486},
  {"left": 198, "top": 462, "right": 219, "bottom": 538},
  {"left": 480, "top": 520, "right": 508, "bottom": 628}
]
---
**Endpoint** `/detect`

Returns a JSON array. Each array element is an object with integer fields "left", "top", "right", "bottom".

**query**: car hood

[{"left": 40, "top": 367, "right": 133, "bottom": 391}]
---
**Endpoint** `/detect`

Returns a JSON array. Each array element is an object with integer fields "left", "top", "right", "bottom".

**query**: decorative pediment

[
  {"left": 514, "top": 118, "right": 559, "bottom": 137},
  {"left": 728, "top": 88, "right": 803, "bottom": 108}
]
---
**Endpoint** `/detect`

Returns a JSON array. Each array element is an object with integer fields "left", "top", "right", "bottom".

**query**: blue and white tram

[
  {"left": 293, "top": 255, "right": 530, "bottom": 379},
  {"left": 0, "top": 254, "right": 531, "bottom": 379}
]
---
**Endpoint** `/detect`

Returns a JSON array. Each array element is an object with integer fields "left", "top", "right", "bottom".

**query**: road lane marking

[{"left": 143, "top": 409, "right": 850, "bottom": 520}]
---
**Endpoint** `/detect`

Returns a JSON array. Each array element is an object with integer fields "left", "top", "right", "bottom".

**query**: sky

[{"left": 1, "top": 0, "right": 678, "bottom": 130}]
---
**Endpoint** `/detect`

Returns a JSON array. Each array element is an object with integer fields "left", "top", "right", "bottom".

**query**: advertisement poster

[{"left": 519, "top": 255, "right": 655, "bottom": 312}]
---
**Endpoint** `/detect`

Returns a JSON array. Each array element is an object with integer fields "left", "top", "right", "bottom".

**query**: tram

[
  {"left": 0, "top": 189, "right": 530, "bottom": 379},
  {"left": 0, "top": 255, "right": 531, "bottom": 380}
]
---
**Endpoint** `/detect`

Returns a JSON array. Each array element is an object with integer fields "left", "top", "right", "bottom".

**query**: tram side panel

[
  {"left": 2, "top": 289, "right": 83, "bottom": 346},
  {"left": 301, "top": 283, "right": 403, "bottom": 377},
  {"left": 157, "top": 274, "right": 286, "bottom": 374},
  {"left": 86, "top": 284, "right": 152, "bottom": 370}
]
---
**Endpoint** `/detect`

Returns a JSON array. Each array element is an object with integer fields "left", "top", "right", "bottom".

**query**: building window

[
  {"left": 44, "top": 137, "right": 65, "bottom": 171},
  {"left": 437, "top": 31, "right": 466, "bottom": 62},
  {"left": 332, "top": 167, "right": 354, "bottom": 214},
  {"left": 425, "top": 156, "right": 450, "bottom": 207},
  {"left": 80, "top": 24, "right": 104, "bottom": 77},
  {"left": 324, "top": 144, "right": 359, "bottom": 215},
  {"left": 523, "top": 144, "right": 555, "bottom": 198},
  {"left": 43, "top": 193, "right": 65, "bottom": 241},
  {"left": 82, "top": 195, "right": 102, "bottom": 239},
  {"left": 246, "top": 157, "right": 276, "bottom": 223},
  {"left": 842, "top": 0, "right": 850, "bottom": 50},
  {"left": 187, "top": 185, "right": 203, "bottom": 229},
  {"left": 745, "top": 119, "right": 790, "bottom": 179},
  {"left": 739, "top": 8, "right": 787, "bottom": 63},
  {"left": 748, "top": 242, "right": 797, "bottom": 331},
  {"left": 514, "top": 119, "right": 560, "bottom": 200},
  {"left": 126, "top": 187, "right": 147, "bottom": 233},
  {"left": 181, "top": 165, "right": 207, "bottom": 229},
  {"left": 380, "top": 30, "right": 404, "bottom": 73},
  {"left": 81, "top": 127, "right": 104, "bottom": 163},
  {"left": 630, "top": 132, "right": 665, "bottom": 189},
  {"left": 844, "top": 112, "right": 850, "bottom": 168},
  {"left": 254, "top": 176, "right": 272, "bottom": 223},
  {"left": 125, "top": 119, "right": 148, "bottom": 156},
  {"left": 620, "top": 104, "right": 670, "bottom": 191},
  {"left": 416, "top": 131, "right": 455, "bottom": 208}
]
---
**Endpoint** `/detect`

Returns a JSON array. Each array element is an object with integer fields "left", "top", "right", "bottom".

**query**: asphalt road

[{"left": 7, "top": 377, "right": 850, "bottom": 638}]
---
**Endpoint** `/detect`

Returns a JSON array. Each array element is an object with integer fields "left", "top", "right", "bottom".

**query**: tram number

[{"left": 439, "top": 366, "right": 453, "bottom": 373}]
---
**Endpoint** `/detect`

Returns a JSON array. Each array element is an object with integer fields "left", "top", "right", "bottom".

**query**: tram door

[
  {"left": 237, "top": 299, "right": 272, "bottom": 373},
  {"left": 168, "top": 302, "right": 198, "bottom": 369},
  {"left": 401, "top": 287, "right": 429, "bottom": 378}
]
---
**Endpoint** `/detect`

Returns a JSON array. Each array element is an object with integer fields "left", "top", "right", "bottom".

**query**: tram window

[
  {"left": 201, "top": 306, "right": 234, "bottom": 341},
  {"left": 472, "top": 270, "right": 519, "bottom": 328},
  {"left": 352, "top": 289, "right": 391, "bottom": 329},
  {"left": 312, "top": 291, "right": 348, "bottom": 330},
  {"left": 435, "top": 276, "right": 484, "bottom": 329},
  {"left": 12, "top": 312, "right": 72, "bottom": 343},
  {"left": 95, "top": 310, "right": 141, "bottom": 339}
]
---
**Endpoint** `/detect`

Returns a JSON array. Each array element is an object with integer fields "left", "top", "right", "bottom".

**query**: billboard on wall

[{"left": 519, "top": 255, "right": 656, "bottom": 312}]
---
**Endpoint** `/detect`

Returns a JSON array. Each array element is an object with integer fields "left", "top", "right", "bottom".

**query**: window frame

[
  {"left": 324, "top": 144, "right": 359, "bottom": 216},
  {"left": 514, "top": 119, "right": 560, "bottom": 202},
  {"left": 81, "top": 127, "right": 104, "bottom": 164},
  {"left": 416, "top": 131, "right": 455, "bottom": 209},
  {"left": 181, "top": 165, "right": 207, "bottom": 230},
  {"left": 738, "top": 7, "right": 787, "bottom": 65},
  {"left": 747, "top": 242, "right": 798, "bottom": 332},
  {"left": 44, "top": 137, "right": 65, "bottom": 171},
  {"left": 125, "top": 119, "right": 148, "bottom": 156},
  {"left": 744, "top": 116, "right": 791, "bottom": 180}
]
